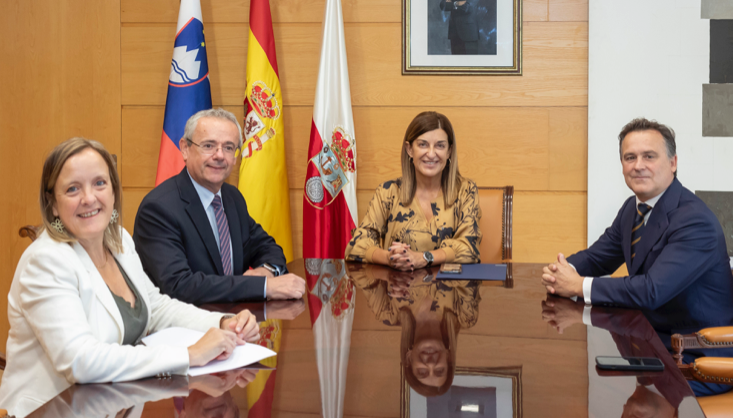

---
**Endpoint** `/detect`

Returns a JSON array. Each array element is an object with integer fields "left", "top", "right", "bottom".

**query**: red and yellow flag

[
  {"left": 239, "top": 0, "right": 293, "bottom": 261},
  {"left": 246, "top": 319, "right": 281, "bottom": 418}
]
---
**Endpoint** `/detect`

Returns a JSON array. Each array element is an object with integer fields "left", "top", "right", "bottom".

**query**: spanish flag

[
  {"left": 246, "top": 319, "right": 282, "bottom": 418},
  {"left": 239, "top": 0, "right": 293, "bottom": 261}
]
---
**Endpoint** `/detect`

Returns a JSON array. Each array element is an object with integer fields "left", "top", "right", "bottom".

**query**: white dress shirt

[{"left": 581, "top": 190, "right": 666, "bottom": 304}]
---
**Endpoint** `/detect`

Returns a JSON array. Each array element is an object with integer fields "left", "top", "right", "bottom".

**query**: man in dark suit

[
  {"left": 439, "top": 0, "right": 479, "bottom": 55},
  {"left": 134, "top": 108, "right": 305, "bottom": 305},
  {"left": 542, "top": 118, "right": 733, "bottom": 328}
]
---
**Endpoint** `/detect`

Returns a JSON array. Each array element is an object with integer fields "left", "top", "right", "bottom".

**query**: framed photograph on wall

[
  {"left": 401, "top": 366, "right": 523, "bottom": 418},
  {"left": 402, "top": 0, "right": 522, "bottom": 75}
]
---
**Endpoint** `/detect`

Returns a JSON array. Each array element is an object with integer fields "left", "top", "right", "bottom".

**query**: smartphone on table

[{"left": 595, "top": 356, "right": 664, "bottom": 372}]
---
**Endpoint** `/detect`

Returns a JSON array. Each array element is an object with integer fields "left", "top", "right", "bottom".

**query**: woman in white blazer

[{"left": 0, "top": 138, "right": 260, "bottom": 418}]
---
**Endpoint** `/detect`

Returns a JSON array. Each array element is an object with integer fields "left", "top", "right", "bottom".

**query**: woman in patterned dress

[{"left": 345, "top": 111, "right": 482, "bottom": 270}]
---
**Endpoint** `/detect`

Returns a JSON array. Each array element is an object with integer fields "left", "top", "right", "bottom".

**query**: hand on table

[
  {"left": 541, "top": 295, "right": 584, "bottom": 334},
  {"left": 188, "top": 368, "right": 259, "bottom": 397},
  {"left": 265, "top": 273, "right": 306, "bottom": 300},
  {"left": 220, "top": 309, "right": 260, "bottom": 342},
  {"left": 541, "top": 253, "right": 583, "bottom": 298},
  {"left": 187, "top": 328, "right": 238, "bottom": 367}
]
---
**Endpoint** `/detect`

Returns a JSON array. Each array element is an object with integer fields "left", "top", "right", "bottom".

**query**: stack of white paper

[{"left": 142, "top": 327, "right": 276, "bottom": 376}]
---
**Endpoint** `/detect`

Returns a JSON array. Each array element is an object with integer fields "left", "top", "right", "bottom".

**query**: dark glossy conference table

[{"left": 25, "top": 260, "right": 724, "bottom": 418}]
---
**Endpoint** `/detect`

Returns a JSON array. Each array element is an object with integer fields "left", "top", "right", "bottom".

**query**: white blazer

[{"left": 0, "top": 228, "right": 224, "bottom": 418}]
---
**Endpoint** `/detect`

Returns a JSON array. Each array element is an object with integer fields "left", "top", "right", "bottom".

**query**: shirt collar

[
  {"left": 635, "top": 188, "right": 666, "bottom": 209},
  {"left": 187, "top": 171, "right": 222, "bottom": 208}
]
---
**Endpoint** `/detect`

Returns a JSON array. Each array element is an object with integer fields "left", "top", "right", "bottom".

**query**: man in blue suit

[{"left": 542, "top": 118, "right": 733, "bottom": 329}]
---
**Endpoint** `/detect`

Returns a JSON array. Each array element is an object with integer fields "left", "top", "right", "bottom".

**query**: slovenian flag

[
  {"left": 302, "top": 0, "right": 358, "bottom": 259},
  {"left": 155, "top": 0, "right": 212, "bottom": 186}
]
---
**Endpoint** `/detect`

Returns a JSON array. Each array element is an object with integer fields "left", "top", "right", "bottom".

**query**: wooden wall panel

[
  {"left": 121, "top": 22, "right": 588, "bottom": 107},
  {"left": 513, "top": 191, "right": 587, "bottom": 263},
  {"left": 549, "top": 107, "right": 587, "bottom": 190},
  {"left": 121, "top": 0, "right": 559, "bottom": 24},
  {"left": 525, "top": 0, "right": 549, "bottom": 22},
  {"left": 550, "top": 0, "right": 589, "bottom": 21},
  {"left": 0, "top": 0, "right": 121, "bottom": 343}
]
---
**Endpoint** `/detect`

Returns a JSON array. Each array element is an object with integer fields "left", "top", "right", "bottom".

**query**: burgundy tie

[{"left": 211, "top": 195, "right": 233, "bottom": 275}]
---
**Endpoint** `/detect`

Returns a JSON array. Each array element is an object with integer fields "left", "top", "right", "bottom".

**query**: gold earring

[
  {"left": 109, "top": 209, "right": 119, "bottom": 225},
  {"left": 51, "top": 218, "right": 64, "bottom": 233}
]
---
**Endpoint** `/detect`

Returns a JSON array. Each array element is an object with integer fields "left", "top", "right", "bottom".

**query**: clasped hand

[
  {"left": 541, "top": 253, "right": 583, "bottom": 298},
  {"left": 187, "top": 309, "right": 260, "bottom": 367},
  {"left": 387, "top": 242, "right": 427, "bottom": 271}
]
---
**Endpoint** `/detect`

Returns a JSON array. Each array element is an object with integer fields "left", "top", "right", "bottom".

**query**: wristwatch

[
  {"left": 261, "top": 263, "right": 281, "bottom": 276},
  {"left": 423, "top": 251, "right": 434, "bottom": 267}
]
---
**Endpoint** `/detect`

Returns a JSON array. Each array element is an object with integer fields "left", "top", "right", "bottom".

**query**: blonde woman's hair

[
  {"left": 39, "top": 137, "right": 124, "bottom": 253},
  {"left": 400, "top": 111, "right": 462, "bottom": 207}
]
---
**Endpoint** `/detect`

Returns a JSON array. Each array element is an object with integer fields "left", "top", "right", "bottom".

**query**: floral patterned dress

[{"left": 344, "top": 177, "right": 482, "bottom": 264}]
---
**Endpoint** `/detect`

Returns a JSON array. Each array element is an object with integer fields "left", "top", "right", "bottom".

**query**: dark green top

[{"left": 110, "top": 259, "right": 148, "bottom": 345}]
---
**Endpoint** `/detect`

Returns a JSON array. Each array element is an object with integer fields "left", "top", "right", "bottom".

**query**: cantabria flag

[
  {"left": 303, "top": 0, "right": 358, "bottom": 258},
  {"left": 239, "top": 0, "right": 293, "bottom": 261}
]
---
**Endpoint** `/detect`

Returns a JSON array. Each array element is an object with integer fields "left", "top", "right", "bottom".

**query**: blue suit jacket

[
  {"left": 567, "top": 178, "right": 733, "bottom": 330},
  {"left": 133, "top": 168, "right": 286, "bottom": 305}
]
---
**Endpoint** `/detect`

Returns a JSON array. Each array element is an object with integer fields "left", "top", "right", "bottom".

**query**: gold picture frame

[
  {"left": 402, "top": 0, "right": 522, "bottom": 75},
  {"left": 401, "top": 366, "right": 523, "bottom": 417}
]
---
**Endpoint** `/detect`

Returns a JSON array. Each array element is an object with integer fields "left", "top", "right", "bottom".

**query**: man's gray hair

[{"left": 183, "top": 108, "right": 243, "bottom": 148}]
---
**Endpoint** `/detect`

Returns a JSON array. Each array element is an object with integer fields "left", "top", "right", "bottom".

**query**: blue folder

[{"left": 435, "top": 263, "right": 507, "bottom": 281}]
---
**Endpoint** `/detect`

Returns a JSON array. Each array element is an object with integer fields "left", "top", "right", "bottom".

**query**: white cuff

[
  {"left": 582, "top": 305, "right": 593, "bottom": 326},
  {"left": 263, "top": 277, "right": 267, "bottom": 299},
  {"left": 582, "top": 277, "right": 593, "bottom": 304}
]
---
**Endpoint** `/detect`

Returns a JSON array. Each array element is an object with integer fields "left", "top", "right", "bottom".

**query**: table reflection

[
  {"left": 348, "top": 263, "right": 481, "bottom": 397},
  {"left": 542, "top": 294, "right": 732, "bottom": 417},
  {"left": 22, "top": 260, "right": 730, "bottom": 418},
  {"left": 27, "top": 369, "right": 257, "bottom": 418}
]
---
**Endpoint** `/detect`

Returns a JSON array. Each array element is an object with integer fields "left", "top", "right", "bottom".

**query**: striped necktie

[
  {"left": 631, "top": 202, "right": 652, "bottom": 259},
  {"left": 211, "top": 195, "right": 233, "bottom": 275}
]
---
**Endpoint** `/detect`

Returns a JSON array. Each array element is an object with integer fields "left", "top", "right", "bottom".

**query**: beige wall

[{"left": 0, "top": 0, "right": 588, "bottom": 342}]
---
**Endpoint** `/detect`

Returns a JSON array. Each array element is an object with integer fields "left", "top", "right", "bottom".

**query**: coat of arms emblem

[
  {"left": 305, "top": 127, "right": 356, "bottom": 206},
  {"left": 242, "top": 81, "right": 280, "bottom": 158}
]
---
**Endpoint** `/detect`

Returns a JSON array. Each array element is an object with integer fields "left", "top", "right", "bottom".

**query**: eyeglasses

[{"left": 186, "top": 139, "right": 239, "bottom": 156}]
